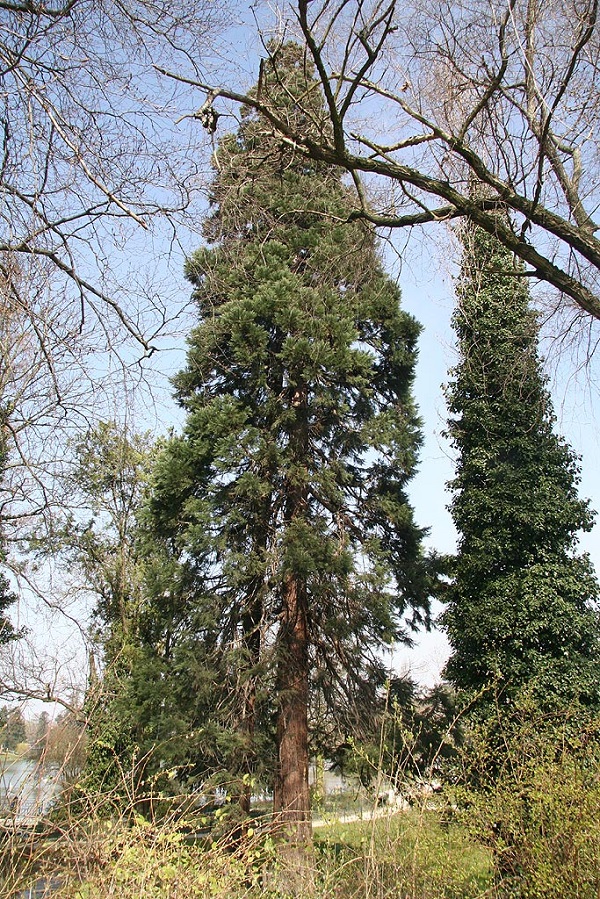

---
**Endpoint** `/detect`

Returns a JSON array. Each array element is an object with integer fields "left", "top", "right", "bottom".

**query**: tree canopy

[{"left": 187, "top": 0, "right": 600, "bottom": 322}]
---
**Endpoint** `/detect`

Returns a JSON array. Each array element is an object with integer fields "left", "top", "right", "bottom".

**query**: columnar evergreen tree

[
  {"left": 443, "top": 223, "right": 600, "bottom": 711},
  {"left": 148, "top": 45, "right": 433, "bottom": 844}
]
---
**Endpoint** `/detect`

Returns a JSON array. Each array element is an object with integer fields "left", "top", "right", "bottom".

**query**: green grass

[
  {"left": 0, "top": 749, "right": 21, "bottom": 764},
  {"left": 314, "top": 808, "right": 494, "bottom": 899}
]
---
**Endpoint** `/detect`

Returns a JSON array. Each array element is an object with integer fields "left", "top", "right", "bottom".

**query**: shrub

[{"left": 455, "top": 700, "right": 600, "bottom": 897}]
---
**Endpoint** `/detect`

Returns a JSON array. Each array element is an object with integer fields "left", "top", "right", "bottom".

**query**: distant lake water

[{"left": 0, "top": 757, "right": 61, "bottom": 823}]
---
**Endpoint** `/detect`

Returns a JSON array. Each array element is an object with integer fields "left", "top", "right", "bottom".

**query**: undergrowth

[
  {"left": 1, "top": 799, "right": 494, "bottom": 899},
  {"left": 6, "top": 702, "right": 600, "bottom": 898}
]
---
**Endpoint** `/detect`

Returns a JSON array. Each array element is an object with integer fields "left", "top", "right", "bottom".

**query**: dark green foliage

[
  {"left": 0, "top": 706, "right": 25, "bottom": 751},
  {"left": 388, "top": 679, "right": 462, "bottom": 778},
  {"left": 332, "top": 677, "right": 462, "bottom": 788},
  {"left": 442, "top": 225, "right": 600, "bottom": 711},
  {"left": 145, "top": 45, "right": 434, "bottom": 814}
]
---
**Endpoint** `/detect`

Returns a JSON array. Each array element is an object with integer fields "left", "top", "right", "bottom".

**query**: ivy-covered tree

[
  {"left": 66, "top": 421, "right": 153, "bottom": 663},
  {"left": 442, "top": 224, "right": 600, "bottom": 712},
  {"left": 148, "top": 45, "right": 434, "bottom": 845}
]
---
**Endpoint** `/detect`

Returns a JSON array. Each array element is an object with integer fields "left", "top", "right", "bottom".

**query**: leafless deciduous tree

[
  {"left": 0, "top": 1, "right": 227, "bottom": 700},
  {"left": 0, "top": 0, "right": 227, "bottom": 351},
  {"left": 185, "top": 0, "right": 600, "bottom": 322},
  {"left": 0, "top": 0, "right": 235, "bottom": 543}
]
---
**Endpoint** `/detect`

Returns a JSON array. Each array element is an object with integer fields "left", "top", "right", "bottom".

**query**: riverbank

[{"left": 0, "top": 756, "right": 61, "bottom": 829}]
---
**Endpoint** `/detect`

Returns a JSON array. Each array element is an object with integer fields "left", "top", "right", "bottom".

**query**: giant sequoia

[
  {"left": 148, "top": 46, "right": 432, "bottom": 843},
  {"left": 443, "top": 224, "right": 600, "bottom": 711}
]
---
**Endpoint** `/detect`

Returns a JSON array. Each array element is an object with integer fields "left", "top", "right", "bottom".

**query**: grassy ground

[
  {"left": 0, "top": 749, "right": 21, "bottom": 764},
  {"left": 313, "top": 809, "right": 493, "bottom": 899}
]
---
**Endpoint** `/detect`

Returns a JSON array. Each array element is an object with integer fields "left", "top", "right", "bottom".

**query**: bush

[
  {"left": 455, "top": 700, "right": 600, "bottom": 897},
  {"left": 56, "top": 816, "right": 262, "bottom": 899}
]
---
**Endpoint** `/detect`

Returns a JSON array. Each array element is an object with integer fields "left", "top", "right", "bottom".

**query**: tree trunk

[
  {"left": 273, "top": 569, "right": 312, "bottom": 846},
  {"left": 272, "top": 383, "right": 312, "bottom": 849}
]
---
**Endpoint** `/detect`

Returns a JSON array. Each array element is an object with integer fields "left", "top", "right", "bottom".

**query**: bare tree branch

[{"left": 180, "top": 0, "right": 600, "bottom": 322}]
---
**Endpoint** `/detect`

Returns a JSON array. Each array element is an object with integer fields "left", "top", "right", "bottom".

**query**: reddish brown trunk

[
  {"left": 271, "top": 383, "right": 312, "bottom": 849},
  {"left": 273, "top": 569, "right": 312, "bottom": 845}
]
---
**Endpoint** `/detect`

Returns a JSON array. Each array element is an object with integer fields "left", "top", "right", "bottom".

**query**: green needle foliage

[
  {"left": 146, "top": 44, "right": 435, "bottom": 839},
  {"left": 442, "top": 223, "right": 600, "bottom": 713}
]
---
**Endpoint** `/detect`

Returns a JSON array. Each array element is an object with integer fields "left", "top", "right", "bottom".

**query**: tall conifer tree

[
  {"left": 443, "top": 224, "right": 600, "bottom": 711},
  {"left": 148, "top": 45, "right": 432, "bottom": 843}
]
